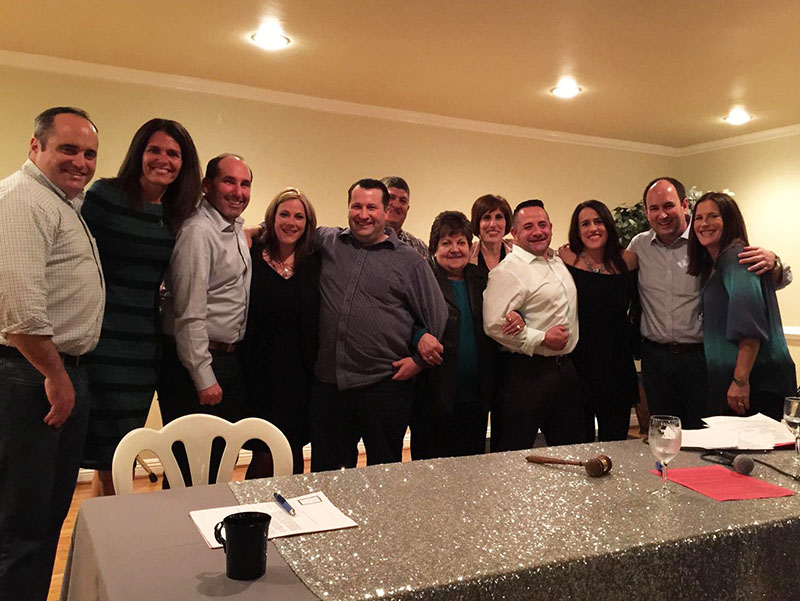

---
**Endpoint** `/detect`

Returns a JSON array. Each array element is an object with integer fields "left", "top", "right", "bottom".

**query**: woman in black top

[
  {"left": 241, "top": 188, "right": 319, "bottom": 476},
  {"left": 558, "top": 200, "right": 639, "bottom": 442}
]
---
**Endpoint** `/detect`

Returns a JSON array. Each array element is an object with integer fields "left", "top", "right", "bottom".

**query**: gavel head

[{"left": 584, "top": 454, "right": 612, "bottom": 477}]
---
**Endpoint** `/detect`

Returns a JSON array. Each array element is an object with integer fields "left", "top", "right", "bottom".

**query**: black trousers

[
  {"left": 156, "top": 342, "right": 246, "bottom": 485},
  {"left": 310, "top": 376, "right": 412, "bottom": 472},
  {"left": 580, "top": 392, "right": 632, "bottom": 443},
  {"left": 493, "top": 353, "right": 583, "bottom": 452},
  {"left": 640, "top": 340, "right": 707, "bottom": 430},
  {"left": 411, "top": 400, "right": 488, "bottom": 460}
]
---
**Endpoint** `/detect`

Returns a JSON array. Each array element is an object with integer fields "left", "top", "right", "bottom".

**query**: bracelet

[
  {"left": 775, "top": 255, "right": 783, "bottom": 279},
  {"left": 732, "top": 377, "right": 749, "bottom": 387}
]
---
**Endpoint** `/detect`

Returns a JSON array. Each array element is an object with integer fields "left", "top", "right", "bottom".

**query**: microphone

[
  {"left": 733, "top": 455, "right": 755, "bottom": 475},
  {"left": 717, "top": 450, "right": 755, "bottom": 474},
  {"left": 704, "top": 450, "right": 800, "bottom": 481},
  {"left": 701, "top": 450, "right": 754, "bottom": 475}
]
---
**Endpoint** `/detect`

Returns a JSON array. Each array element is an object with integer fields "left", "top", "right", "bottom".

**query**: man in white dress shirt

[
  {"left": 158, "top": 153, "right": 252, "bottom": 483},
  {"left": 483, "top": 199, "right": 582, "bottom": 451}
]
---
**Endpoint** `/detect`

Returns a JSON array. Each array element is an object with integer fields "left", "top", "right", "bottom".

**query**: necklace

[
  {"left": 263, "top": 249, "right": 295, "bottom": 279},
  {"left": 580, "top": 251, "right": 605, "bottom": 274}
]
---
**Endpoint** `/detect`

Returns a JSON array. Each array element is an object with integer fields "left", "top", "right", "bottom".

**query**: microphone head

[{"left": 732, "top": 454, "right": 755, "bottom": 475}]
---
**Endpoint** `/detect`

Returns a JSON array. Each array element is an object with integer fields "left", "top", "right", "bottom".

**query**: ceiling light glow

[
  {"left": 550, "top": 77, "right": 582, "bottom": 99},
  {"left": 251, "top": 21, "right": 290, "bottom": 50},
  {"left": 723, "top": 107, "right": 751, "bottom": 125}
]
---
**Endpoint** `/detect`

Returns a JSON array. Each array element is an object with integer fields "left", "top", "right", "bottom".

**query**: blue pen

[{"left": 273, "top": 492, "right": 296, "bottom": 516}]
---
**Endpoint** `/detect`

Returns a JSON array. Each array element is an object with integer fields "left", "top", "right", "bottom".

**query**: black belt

[
  {"left": 164, "top": 336, "right": 239, "bottom": 353},
  {"left": 0, "top": 344, "right": 84, "bottom": 367},
  {"left": 643, "top": 338, "right": 703, "bottom": 354},
  {"left": 521, "top": 353, "right": 572, "bottom": 366}
]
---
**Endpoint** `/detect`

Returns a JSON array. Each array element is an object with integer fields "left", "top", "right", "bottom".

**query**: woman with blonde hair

[{"left": 241, "top": 187, "right": 320, "bottom": 476}]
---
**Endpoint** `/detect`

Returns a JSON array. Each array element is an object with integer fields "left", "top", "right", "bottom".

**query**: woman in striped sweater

[{"left": 80, "top": 119, "right": 201, "bottom": 496}]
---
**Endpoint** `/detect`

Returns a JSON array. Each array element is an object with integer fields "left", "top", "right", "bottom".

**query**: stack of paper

[
  {"left": 681, "top": 413, "right": 794, "bottom": 450},
  {"left": 190, "top": 491, "right": 358, "bottom": 549}
]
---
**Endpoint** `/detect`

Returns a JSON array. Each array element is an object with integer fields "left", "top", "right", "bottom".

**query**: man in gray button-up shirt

[
  {"left": 158, "top": 154, "right": 252, "bottom": 482},
  {"left": 310, "top": 179, "right": 447, "bottom": 472},
  {"left": 630, "top": 176, "right": 791, "bottom": 428}
]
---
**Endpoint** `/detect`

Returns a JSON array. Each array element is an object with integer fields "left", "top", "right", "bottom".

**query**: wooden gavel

[{"left": 526, "top": 454, "right": 613, "bottom": 477}]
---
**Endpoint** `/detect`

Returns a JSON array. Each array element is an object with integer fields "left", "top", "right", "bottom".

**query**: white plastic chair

[{"left": 111, "top": 415, "right": 293, "bottom": 494}]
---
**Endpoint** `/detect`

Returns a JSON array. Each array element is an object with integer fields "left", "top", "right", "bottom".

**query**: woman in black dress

[
  {"left": 558, "top": 200, "right": 639, "bottom": 442},
  {"left": 241, "top": 187, "right": 319, "bottom": 477}
]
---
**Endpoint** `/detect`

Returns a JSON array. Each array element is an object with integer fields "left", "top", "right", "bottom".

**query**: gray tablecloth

[
  {"left": 230, "top": 440, "right": 800, "bottom": 601},
  {"left": 60, "top": 482, "right": 318, "bottom": 601}
]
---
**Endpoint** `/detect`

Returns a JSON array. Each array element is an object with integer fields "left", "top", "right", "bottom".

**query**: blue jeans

[{"left": 0, "top": 355, "right": 90, "bottom": 601}]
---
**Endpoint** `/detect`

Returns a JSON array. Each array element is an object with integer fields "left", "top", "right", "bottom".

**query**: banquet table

[{"left": 61, "top": 439, "right": 800, "bottom": 601}]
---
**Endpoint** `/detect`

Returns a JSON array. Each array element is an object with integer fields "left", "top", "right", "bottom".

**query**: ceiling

[{"left": 3, "top": 0, "right": 799, "bottom": 148}]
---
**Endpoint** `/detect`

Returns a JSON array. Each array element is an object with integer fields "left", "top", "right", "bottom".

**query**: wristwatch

[{"left": 732, "top": 377, "right": 749, "bottom": 387}]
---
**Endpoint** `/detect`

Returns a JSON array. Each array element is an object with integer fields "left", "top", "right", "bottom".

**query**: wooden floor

[{"left": 50, "top": 424, "right": 645, "bottom": 600}]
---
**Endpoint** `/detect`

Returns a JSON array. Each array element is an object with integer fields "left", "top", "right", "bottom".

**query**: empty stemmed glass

[
  {"left": 783, "top": 397, "right": 800, "bottom": 463},
  {"left": 649, "top": 415, "right": 682, "bottom": 496}
]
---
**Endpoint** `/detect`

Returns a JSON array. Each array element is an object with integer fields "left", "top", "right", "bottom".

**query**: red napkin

[{"left": 650, "top": 465, "right": 795, "bottom": 501}]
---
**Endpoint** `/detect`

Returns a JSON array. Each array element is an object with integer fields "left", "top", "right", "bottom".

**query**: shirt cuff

[
  {"left": 190, "top": 365, "right": 218, "bottom": 391},
  {"left": 520, "top": 328, "right": 545, "bottom": 355},
  {"left": 1, "top": 316, "right": 54, "bottom": 338}
]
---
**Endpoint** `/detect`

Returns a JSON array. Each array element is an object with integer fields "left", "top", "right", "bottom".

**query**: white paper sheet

[
  {"left": 681, "top": 413, "right": 795, "bottom": 450},
  {"left": 190, "top": 491, "right": 358, "bottom": 549}
]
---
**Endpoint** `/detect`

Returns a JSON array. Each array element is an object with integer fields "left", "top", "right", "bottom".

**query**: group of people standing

[{"left": 0, "top": 106, "right": 797, "bottom": 601}]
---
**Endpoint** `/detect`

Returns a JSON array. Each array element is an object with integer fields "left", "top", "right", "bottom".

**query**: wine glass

[
  {"left": 649, "top": 415, "right": 682, "bottom": 496},
  {"left": 783, "top": 397, "right": 800, "bottom": 463}
]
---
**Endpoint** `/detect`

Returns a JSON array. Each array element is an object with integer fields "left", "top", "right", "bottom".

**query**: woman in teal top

[
  {"left": 687, "top": 192, "right": 796, "bottom": 420},
  {"left": 81, "top": 119, "right": 202, "bottom": 495},
  {"left": 411, "top": 211, "right": 522, "bottom": 459}
]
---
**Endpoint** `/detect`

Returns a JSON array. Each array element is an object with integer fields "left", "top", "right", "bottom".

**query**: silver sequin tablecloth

[{"left": 230, "top": 440, "right": 800, "bottom": 600}]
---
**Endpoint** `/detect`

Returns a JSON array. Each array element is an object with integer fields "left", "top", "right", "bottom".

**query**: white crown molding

[
  {"left": 677, "top": 124, "right": 800, "bottom": 157},
  {"left": 0, "top": 49, "right": 678, "bottom": 157}
]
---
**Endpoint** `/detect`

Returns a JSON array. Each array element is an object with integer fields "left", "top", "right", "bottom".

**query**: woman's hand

[
  {"left": 417, "top": 333, "right": 443, "bottom": 365},
  {"left": 503, "top": 311, "right": 524, "bottom": 336},
  {"left": 727, "top": 380, "right": 750, "bottom": 415}
]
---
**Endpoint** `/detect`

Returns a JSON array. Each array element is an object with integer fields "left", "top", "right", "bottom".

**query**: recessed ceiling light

[
  {"left": 550, "top": 77, "right": 582, "bottom": 99},
  {"left": 251, "top": 21, "right": 290, "bottom": 51},
  {"left": 723, "top": 107, "right": 751, "bottom": 125}
]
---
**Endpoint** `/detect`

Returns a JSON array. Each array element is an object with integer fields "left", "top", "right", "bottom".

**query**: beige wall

[{"left": 0, "top": 65, "right": 673, "bottom": 247}]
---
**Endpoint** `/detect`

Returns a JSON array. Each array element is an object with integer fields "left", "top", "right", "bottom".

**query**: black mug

[{"left": 214, "top": 511, "right": 271, "bottom": 580}]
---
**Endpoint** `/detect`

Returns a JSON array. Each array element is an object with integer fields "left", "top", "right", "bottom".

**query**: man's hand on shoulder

[
  {"left": 738, "top": 246, "right": 775, "bottom": 275},
  {"left": 392, "top": 357, "right": 423, "bottom": 381},
  {"left": 541, "top": 325, "right": 569, "bottom": 351},
  {"left": 43, "top": 370, "right": 75, "bottom": 428},
  {"left": 198, "top": 382, "right": 223, "bottom": 405},
  {"left": 243, "top": 225, "right": 264, "bottom": 249}
]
